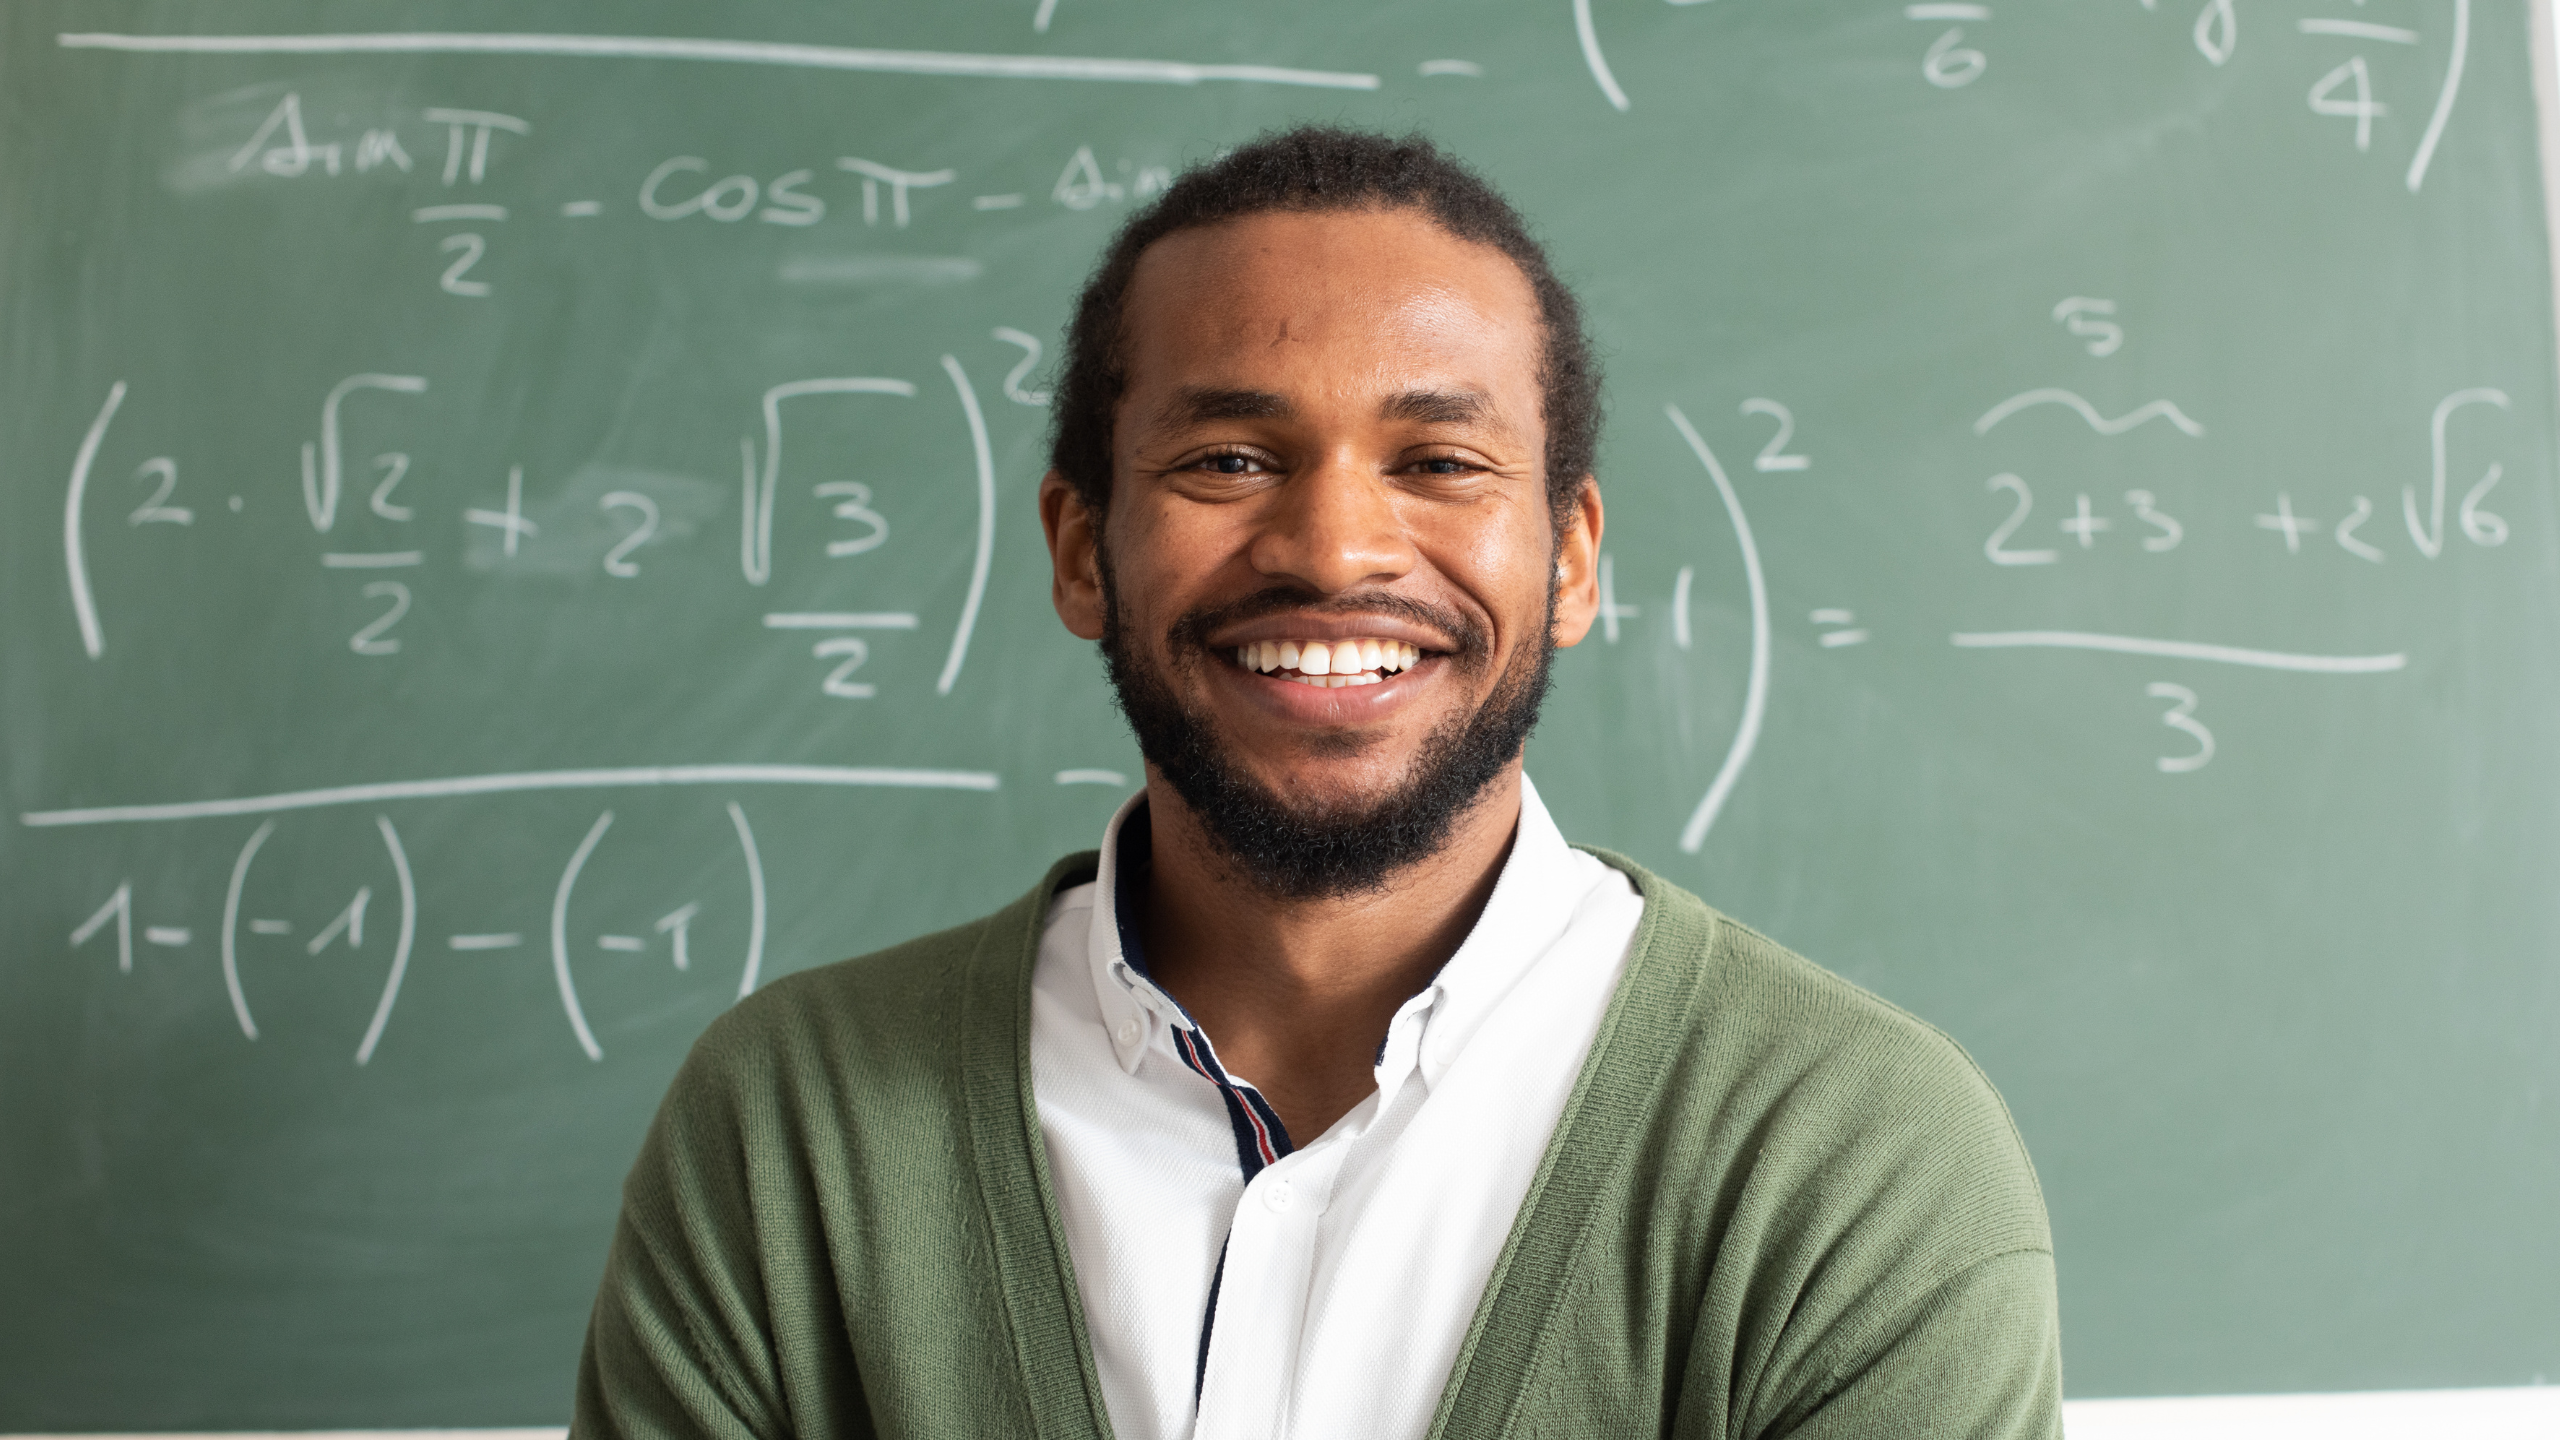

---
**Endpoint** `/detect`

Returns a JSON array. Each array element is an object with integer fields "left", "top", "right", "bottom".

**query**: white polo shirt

[{"left": 1027, "top": 776, "right": 1645, "bottom": 1440}]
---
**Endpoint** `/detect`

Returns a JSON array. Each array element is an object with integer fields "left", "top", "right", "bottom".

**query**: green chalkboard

[{"left": 5, "top": 0, "right": 2556, "bottom": 1425}]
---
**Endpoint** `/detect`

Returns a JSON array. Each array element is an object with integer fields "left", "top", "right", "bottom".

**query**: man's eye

[
  {"left": 1198, "top": 453, "right": 1257, "bottom": 475},
  {"left": 1415, "top": 457, "right": 1477, "bottom": 475}
]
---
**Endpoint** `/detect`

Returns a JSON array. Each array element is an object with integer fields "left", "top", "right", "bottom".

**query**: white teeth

[{"left": 1238, "top": 637, "right": 1430, "bottom": 681}]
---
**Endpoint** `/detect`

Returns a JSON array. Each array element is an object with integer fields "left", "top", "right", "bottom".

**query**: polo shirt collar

[
  {"left": 1081, "top": 775, "right": 1581, "bottom": 1088},
  {"left": 1085, "top": 790, "right": 1172, "bottom": 1074}
]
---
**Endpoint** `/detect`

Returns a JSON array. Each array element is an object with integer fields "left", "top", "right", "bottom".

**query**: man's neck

[{"left": 1132, "top": 763, "right": 1524, "bottom": 1144}]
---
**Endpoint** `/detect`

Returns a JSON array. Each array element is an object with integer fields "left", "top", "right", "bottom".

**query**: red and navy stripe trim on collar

[
  {"left": 1114, "top": 805, "right": 1295, "bottom": 1179},
  {"left": 1171, "top": 1026, "right": 1291, "bottom": 1173}
]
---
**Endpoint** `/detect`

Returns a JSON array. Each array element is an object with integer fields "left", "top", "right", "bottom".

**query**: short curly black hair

[{"left": 1049, "top": 126, "right": 1602, "bottom": 529}]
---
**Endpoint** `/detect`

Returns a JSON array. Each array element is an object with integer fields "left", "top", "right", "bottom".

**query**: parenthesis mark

[
  {"left": 552, "top": 811, "right": 612, "bottom": 1061},
  {"left": 64, "top": 380, "right": 128, "bottom": 659},
  {"left": 1667, "top": 405, "right": 1770, "bottom": 853},
  {"left": 355, "top": 815, "right": 417, "bottom": 1066},
  {"left": 1572, "top": 0, "right": 1632, "bottom": 111},
  {"left": 729, "top": 803, "right": 767, "bottom": 1000},
  {"left": 220, "top": 820, "right": 277, "bottom": 1040},
  {"left": 937, "top": 355, "right": 996, "bottom": 696},
  {"left": 2406, "top": 0, "right": 2468, "bottom": 193}
]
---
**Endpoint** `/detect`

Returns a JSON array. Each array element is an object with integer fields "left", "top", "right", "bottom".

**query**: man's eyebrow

[
  {"left": 1380, "top": 388, "right": 1495, "bottom": 425},
  {"left": 1159, "top": 387, "right": 1293, "bottom": 427}
]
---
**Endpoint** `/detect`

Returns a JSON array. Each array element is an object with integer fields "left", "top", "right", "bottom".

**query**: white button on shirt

[{"left": 1029, "top": 776, "right": 1645, "bottom": 1440}]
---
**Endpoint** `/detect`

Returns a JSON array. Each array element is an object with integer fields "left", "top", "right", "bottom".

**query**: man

[{"left": 575, "top": 127, "right": 2062, "bottom": 1439}]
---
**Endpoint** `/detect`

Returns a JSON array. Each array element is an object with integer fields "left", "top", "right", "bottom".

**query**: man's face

[{"left": 1042, "top": 206, "right": 1601, "bottom": 893}]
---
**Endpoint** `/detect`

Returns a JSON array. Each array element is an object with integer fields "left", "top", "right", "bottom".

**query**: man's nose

[{"left": 1246, "top": 452, "right": 1415, "bottom": 594}]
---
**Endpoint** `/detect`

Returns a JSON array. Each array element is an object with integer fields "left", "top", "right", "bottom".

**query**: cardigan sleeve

[
  {"left": 574, "top": 1208, "right": 787, "bottom": 1440},
  {"left": 569, "top": 1018, "right": 872, "bottom": 1440},
  {"left": 1765, "top": 1248, "right": 2063, "bottom": 1440},
  {"left": 1661, "top": 917, "right": 2067, "bottom": 1440}
]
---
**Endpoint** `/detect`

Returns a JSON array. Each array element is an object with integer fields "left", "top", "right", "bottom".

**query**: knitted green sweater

[{"left": 574, "top": 850, "right": 2062, "bottom": 1439}]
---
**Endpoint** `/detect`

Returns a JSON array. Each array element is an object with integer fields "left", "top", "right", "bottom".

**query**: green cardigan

[{"left": 574, "top": 850, "right": 2063, "bottom": 1439}]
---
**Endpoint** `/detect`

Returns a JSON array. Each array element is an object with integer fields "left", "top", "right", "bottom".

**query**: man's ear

[
  {"left": 1040, "top": 471, "right": 1108, "bottom": 641},
  {"left": 1548, "top": 477, "right": 1604, "bottom": 648}
]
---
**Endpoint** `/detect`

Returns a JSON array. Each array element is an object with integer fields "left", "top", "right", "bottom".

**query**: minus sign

[
  {"left": 971, "top": 194, "right": 1025, "bottom": 210},
  {"left": 560, "top": 200, "right": 603, "bottom": 217},
  {"left": 448, "top": 933, "right": 523, "bottom": 950}
]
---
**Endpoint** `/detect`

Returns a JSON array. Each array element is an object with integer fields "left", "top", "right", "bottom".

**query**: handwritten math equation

[
  {"left": 63, "top": 352, "right": 1017, "bottom": 705},
  {"left": 1971, "top": 380, "right": 2514, "bottom": 568},
  {"left": 22, "top": 9, "right": 2538, "bottom": 1061},
  {"left": 1574, "top": 0, "right": 2477, "bottom": 207},
  {"left": 65, "top": 801, "right": 767, "bottom": 1066},
  {"left": 212, "top": 90, "right": 1171, "bottom": 301},
  {"left": 1592, "top": 291, "right": 2515, "bottom": 792}
]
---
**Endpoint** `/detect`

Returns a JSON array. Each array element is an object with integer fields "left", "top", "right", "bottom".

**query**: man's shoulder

[
  {"left": 1585, "top": 849, "right": 1989, "bottom": 1078},
  {"left": 1580, "top": 848, "right": 2049, "bottom": 1250}
]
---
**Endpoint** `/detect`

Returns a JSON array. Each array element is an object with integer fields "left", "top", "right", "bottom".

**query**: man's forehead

[{"left": 1118, "top": 209, "right": 1545, "bottom": 403}]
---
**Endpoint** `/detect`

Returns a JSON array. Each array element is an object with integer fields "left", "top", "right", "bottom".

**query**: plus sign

[
  {"left": 2254, "top": 492, "right": 2317, "bottom": 553},
  {"left": 465, "top": 464, "right": 540, "bottom": 557},
  {"left": 1596, "top": 552, "right": 1640, "bottom": 644},
  {"left": 2059, "top": 493, "right": 2113, "bottom": 549}
]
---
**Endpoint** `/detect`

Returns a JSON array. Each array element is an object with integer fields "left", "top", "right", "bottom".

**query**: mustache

[{"left": 1164, "top": 587, "right": 1489, "bottom": 664}]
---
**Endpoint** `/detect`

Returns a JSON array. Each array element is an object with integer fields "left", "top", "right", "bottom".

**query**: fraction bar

[
  {"left": 1950, "top": 631, "right": 2407, "bottom": 674},
  {"left": 2297, "top": 18, "right": 2420, "bottom": 43},
  {"left": 762, "top": 612, "right": 919, "bottom": 629},
  {"left": 321, "top": 551, "right": 425, "bottom": 568},
  {"left": 56, "top": 32, "right": 1384, "bottom": 91},
  {"left": 20, "top": 763, "right": 1000, "bottom": 827}
]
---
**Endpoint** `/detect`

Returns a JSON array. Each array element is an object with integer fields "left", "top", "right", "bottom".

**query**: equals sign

[{"left": 1812, "top": 609, "right": 1870, "bottom": 647}]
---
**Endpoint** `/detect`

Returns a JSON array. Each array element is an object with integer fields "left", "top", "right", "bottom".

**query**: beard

[{"left": 1098, "top": 554, "right": 1556, "bottom": 900}]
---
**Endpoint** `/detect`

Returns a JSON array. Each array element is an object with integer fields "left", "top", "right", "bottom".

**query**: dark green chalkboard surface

[{"left": 5, "top": 0, "right": 2556, "bottom": 1426}]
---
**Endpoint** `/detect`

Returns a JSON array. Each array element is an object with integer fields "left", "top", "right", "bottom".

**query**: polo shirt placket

[{"left": 1029, "top": 778, "right": 1644, "bottom": 1440}]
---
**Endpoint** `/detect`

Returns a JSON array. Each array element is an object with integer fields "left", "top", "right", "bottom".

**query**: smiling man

[{"left": 574, "top": 129, "right": 2062, "bottom": 1440}]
